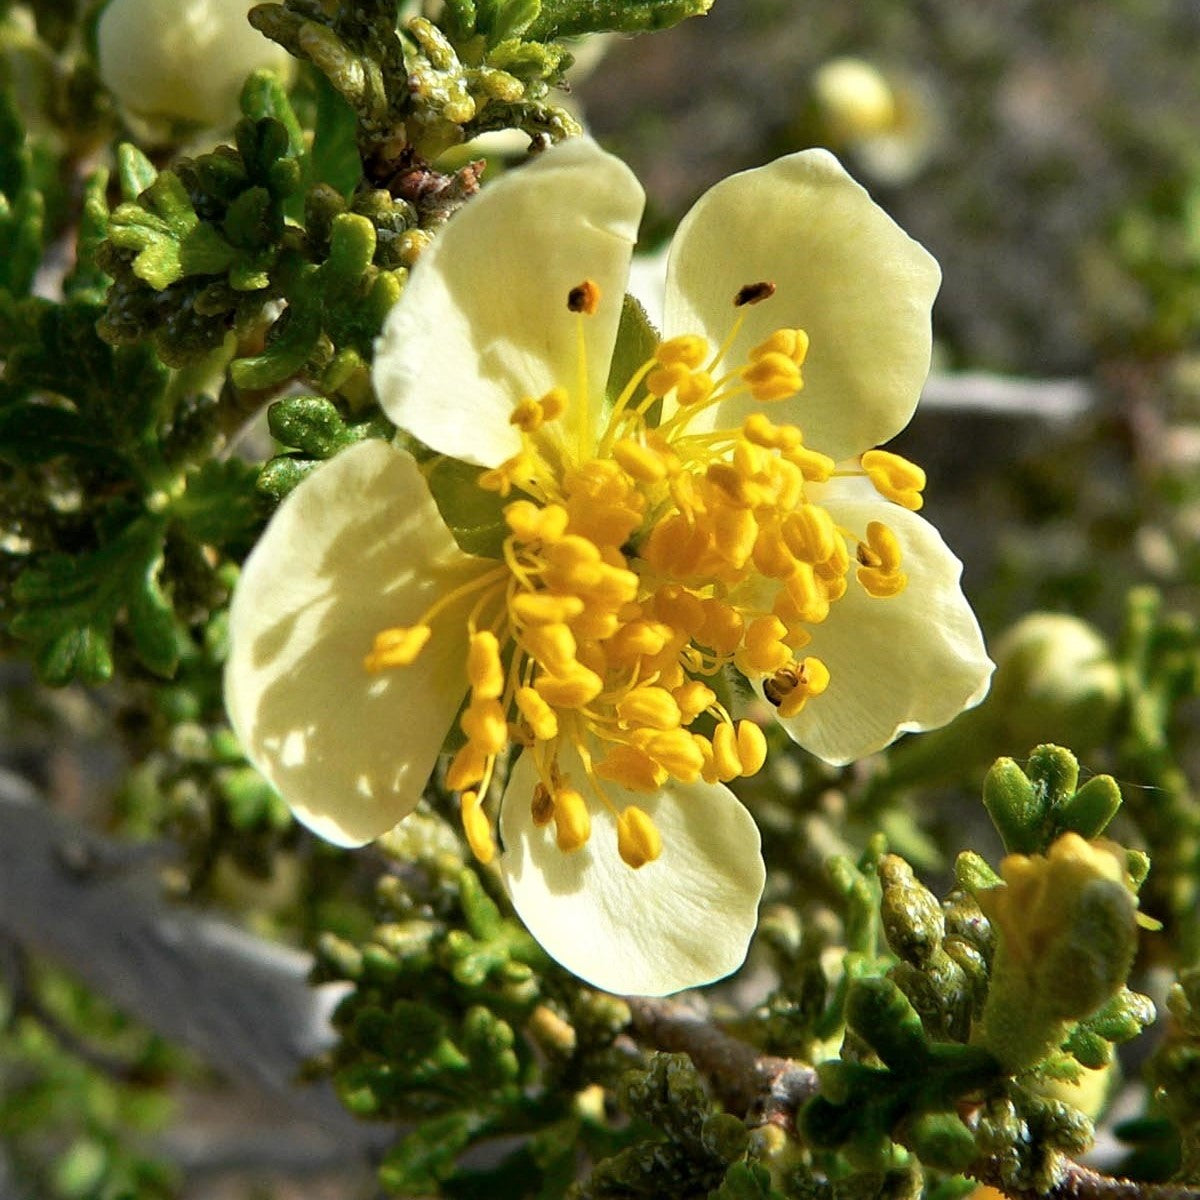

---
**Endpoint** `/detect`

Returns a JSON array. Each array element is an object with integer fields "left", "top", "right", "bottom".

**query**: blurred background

[{"left": 6, "top": 1, "right": 1200, "bottom": 1196}]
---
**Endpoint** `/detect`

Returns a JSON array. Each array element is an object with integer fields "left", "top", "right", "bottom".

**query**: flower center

[{"left": 367, "top": 281, "right": 926, "bottom": 870}]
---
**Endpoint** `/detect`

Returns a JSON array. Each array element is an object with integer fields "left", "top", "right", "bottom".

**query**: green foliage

[
  {"left": 576, "top": 1054, "right": 758, "bottom": 1199},
  {"left": 528, "top": 0, "right": 714, "bottom": 39},
  {"left": 1146, "top": 968, "right": 1200, "bottom": 1183},
  {"left": 0, "top": 968, "right": 180, "bottom": 1200},
  {"left": 0, "top": 87, "right": 44, "bottom": 295}
]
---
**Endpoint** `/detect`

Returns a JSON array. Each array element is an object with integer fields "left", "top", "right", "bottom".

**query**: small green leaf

[
  {"left": 11, "top": 516, "right": 179, "bottom": 684},
  {"left": 172, "top": 459, "right": 263, "bottom": 549},
  {"left": 380, "top": 1114, "right": 478, "bottom": 1194}
]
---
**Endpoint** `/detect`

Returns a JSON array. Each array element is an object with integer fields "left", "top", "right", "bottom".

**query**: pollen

[{"left": 365, "top": 309, "right": 925, "bottom": 874}]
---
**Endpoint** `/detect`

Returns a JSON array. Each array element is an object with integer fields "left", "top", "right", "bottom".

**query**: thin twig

[
  {"left": 626, "top": 998, "right": 1200, "bottom": 1200},
  {"left": 625, "top": 995, "right": 818, "bottom": 1128},
  {"left": 973, "top": 1159, "right": 1200, "bottom": 1200}
]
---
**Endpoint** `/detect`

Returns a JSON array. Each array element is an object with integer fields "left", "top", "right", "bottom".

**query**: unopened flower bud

[{"left": 98, "top": 0, "right": 293, "bottom": 129}]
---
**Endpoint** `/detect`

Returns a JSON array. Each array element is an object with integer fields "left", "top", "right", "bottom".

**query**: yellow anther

[
  {"left": 612, "top": 438, "right": 668, "bottom": 482},
  {"left": 572, "top": 608, "right": 621, "bottom": 641},
  {"left": 460, "top": 698, "right": 508, "bottom": 756},
  {"left": 479, "top": 451, "right": 532, "bottom": 496},
  {"left": 510, "top": 591, "right": 585, "bottom": 625},
  {"left": 533, "top": 663, "right": 603, "bottom": 709},
  {"left": 646, "top": 361, "right": 714, "bottom": 406},
  {"left": 783, "top": 441, "right": 835, "bottom": 482},
  {"left": 531, "top": 782, "right": 555, "bottom": 826},
  {"left": 364, "top": 624, "right": 431, "bottom": 672},
  {"left": 510, "top": 398, "right": 545, "bottom": 432},
  {"left": 752, "top": 522, "right": 797, "bottom": 579},
  {"left": 741, "top": 614, "right": 791, "bottom": 673},
  {"left": 861, "top": 448, "right": 926, "bottom": 511},
  {"left": 596, "top": 744, "right": 667, "bottom": 793},
  {"left": 652, "top": 585, "right": 706, "bottom": 635},
  {"left": 707, "top": 462, "right": 750, "bottom": 505},
  {"left": 655, "top": 334, "right": 709, "bottom": 369},
  {"left": 461, "top": 792, "right": 495, "bottom": 864},
  {"left": 617, "top": 806, "right": 663, "bottom": 868},
  {"left": 446, "top": 743, "right": 487, "bottom": 791},
  {"left": 858, "top": 521, "right": 903, "bottom": 573},
  {"left": 783, "top": 505, "right": 838, "bottom": 564},
  {"left": 540, "top": 387, "right": 567, "bottom": 421},
  {"left": 742, "top": 412, "right": 783, "bottom": 448},
  {"left": 858, "top": 567, "right": 909, "bottom": 598},
  {"left": 711, "top": 503, "right": 758, "bottom": 569},
  {"left": 545, "top": 534, "right": 602, "bottom": 569},
  {"left": 568, "top": 279, "right": 601, "bottom": 315},
  {"left": 637, "top": 728, "right": 705, "bottom": 781},
  {"left": 553, "top": 787, "right": 591, "bottom": 852},
  {"left": 505, "top": 500, "right": 570, "bottom": 543},
  {"left": 711, "top": 721, "right": 743, "bottom": 782},
  {"left": 695, "top": 733, "right": 719, "bottom": 784},
  {"left": 608, "top": 620, "right": 673, "bottom": 663},
  {"left": 673, "top": 679, "right": 716, "bottom": 722},
  {"left": 522, "top": 622, "right": 578, "bottom": 674},
  {"left": 773, "top": 458, "right": 805, "bottom": 510},
  {"left": 616, "top": 686, "right": 683, "bottom": 732},
  {"left": 698, "top": 598, "right": 745, "bottom": 656},
  {"left": 568, "top": 562, "right": 640, "bottom": 608},
  {"left": 467, "top": 631, "right": 505, "bottom": 699},
  {"left": 733, "top": 439, "right": 768, "bottom": 479},
  {"left": 736, "top": 720, "right": 768, "bottom": 776},
  {"left": 515, "top": 686, "right": 559, "bottom": 740},
  {"left": 784, "top": 562, "right": 832, "bottom": 624},
  {"left": 742, "top": 351, "right": 803, "bottom": 402},
  {"left": 750, "top": 327, "right": 810, "bottom": 366}
]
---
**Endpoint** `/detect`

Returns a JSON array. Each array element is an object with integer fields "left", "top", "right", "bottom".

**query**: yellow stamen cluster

[{"left": 368, "top": 280, "right": 922, "bottom": 872}]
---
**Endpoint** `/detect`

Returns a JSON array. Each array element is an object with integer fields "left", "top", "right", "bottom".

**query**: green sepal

[
  {"left": 527, "top": 0, "right": 713, "bottom": 39},
  {"left": 605, "top": 290, "right": 659, "bottom": 415},
  {"left": 422, "top": 454, "right": 508, "bottom": 559}
]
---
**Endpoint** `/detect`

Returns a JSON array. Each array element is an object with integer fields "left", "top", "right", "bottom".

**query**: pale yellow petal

[
  {"left": 373, "top": 137, "right": 644, "bottom": 467},
  {"left": 663, "top": 149, "right": 940, "bottom": 461},
  {"left": 225, "top": 440, "right": 492, "bottom": 845},
  {"left": 773, "top": 484, "right": 993, "bottom": 763},
  {"left": 498, "top": 743, "right": 765, "bottom": 996}
]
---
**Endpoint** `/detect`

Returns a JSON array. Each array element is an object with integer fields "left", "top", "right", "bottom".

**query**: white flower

[
  {"left": 98, "top": 0, "right": 292, "bottom": 129},
  {"left": 225, "top": 138, "right": 992, "bottom": 996}
]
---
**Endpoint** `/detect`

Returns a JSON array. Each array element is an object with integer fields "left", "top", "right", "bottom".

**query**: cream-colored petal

[
  {"left": 373, "top": 138, "right": 644, "bottom": 468},
  {"left": 774, "top": 487, "right": 993, "bottom": 764},
  {"left": 663, "top": 149, "right": 940, "bottom": 462},
  {"left": 225, "top": 440, "right": 493, "bottom": 846},
  {"left": 497, "top": 743, "right": 765, "bottom": 996}
]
